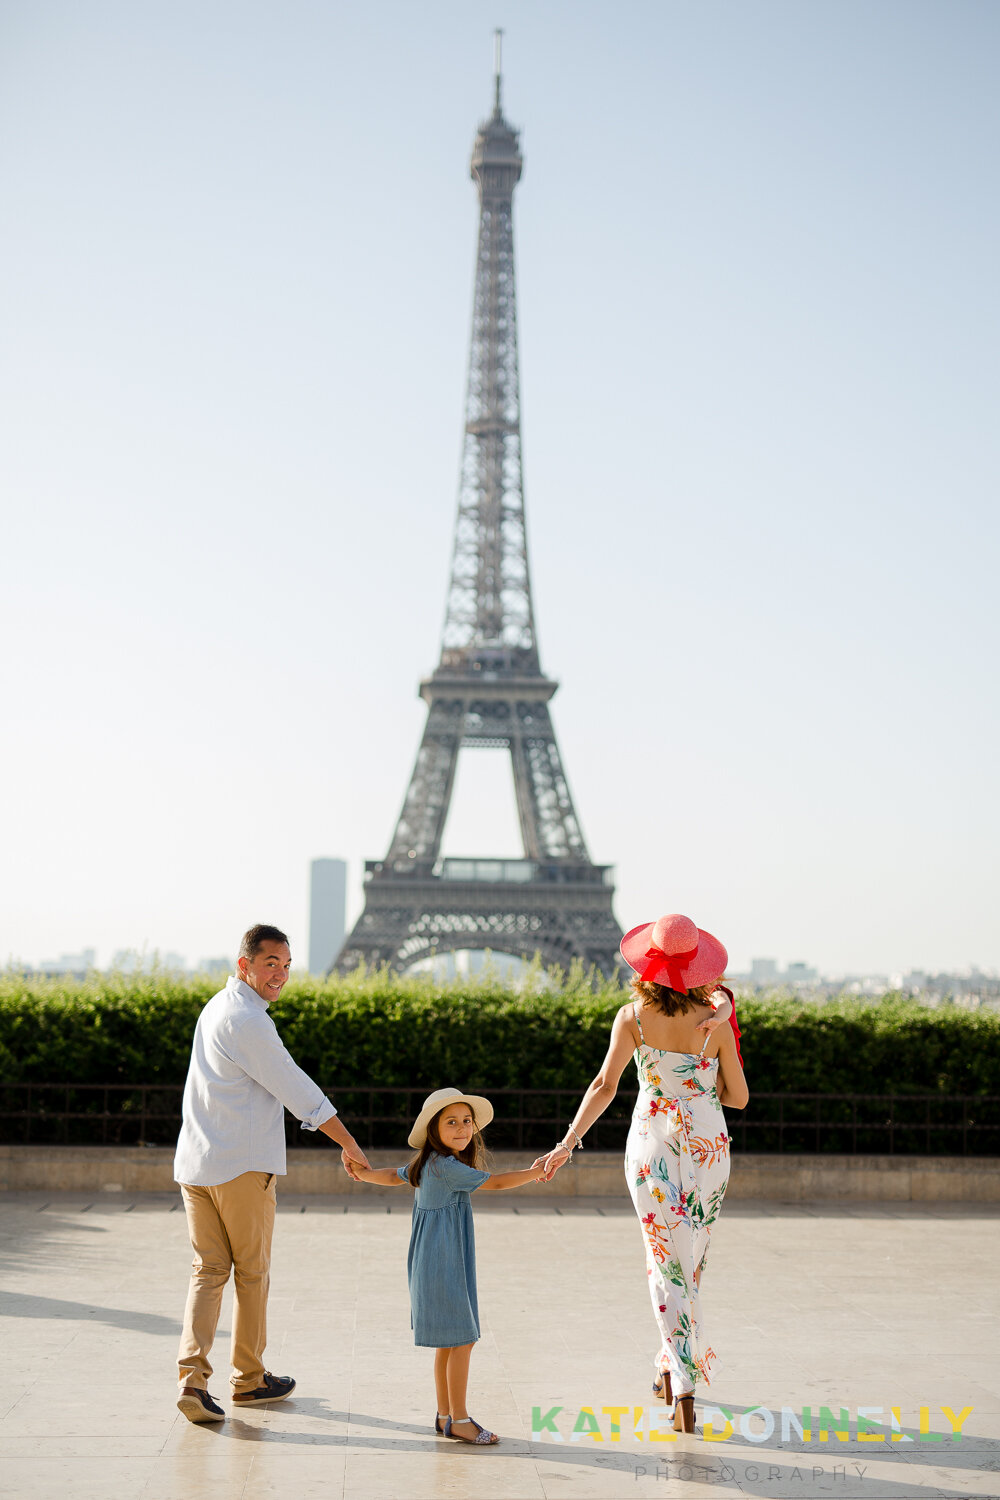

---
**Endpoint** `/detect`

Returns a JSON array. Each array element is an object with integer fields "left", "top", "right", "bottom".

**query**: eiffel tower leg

[
  {"left": 510, "top": 729, "right": 543, "bottom": 860},
  {"left": 383, "top": 699, "right": 463, "bottom": 868},
  {"left": 335, "top": 700, "right": 462, "bottom": 971},
  {"left": 511, "top": 702, "right": 587, "bottom": 861}
]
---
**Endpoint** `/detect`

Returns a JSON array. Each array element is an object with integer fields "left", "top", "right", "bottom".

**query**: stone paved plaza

[{"left": 0, "top": 1191, "right": 997, "bottom": 1500}]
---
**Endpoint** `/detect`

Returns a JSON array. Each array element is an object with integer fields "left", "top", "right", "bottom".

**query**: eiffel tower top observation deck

[{"left": 335, "top": 39, "right": 622, "bottom": 974}]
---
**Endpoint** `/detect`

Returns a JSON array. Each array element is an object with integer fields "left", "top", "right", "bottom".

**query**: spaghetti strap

[{"left": 633, "top": 1000, "right": 645, "bottom": 1044}]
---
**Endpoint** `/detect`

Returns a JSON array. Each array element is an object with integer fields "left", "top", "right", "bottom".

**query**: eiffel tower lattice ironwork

[{"left": 336, "top": 42, "right": 622, "bottom": 976}]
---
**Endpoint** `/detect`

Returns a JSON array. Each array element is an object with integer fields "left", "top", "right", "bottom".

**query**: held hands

[
  {"left": 341, "top": 1142, "right": 371, "bottom": 1180},
  {"left": 526, "top": 1153, "right": 566, "bottom": 1182},
  {"left": 536, "top": 1144, "right": 571, "bottom": 1180}
]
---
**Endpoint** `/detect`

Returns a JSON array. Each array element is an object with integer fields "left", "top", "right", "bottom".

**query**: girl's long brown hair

[
  {"left": 630, "top": 977, "right": 723, "bottom": 1016},
  {"left": 407, "top": 1104, "right": 489, "bottom": 1188}
]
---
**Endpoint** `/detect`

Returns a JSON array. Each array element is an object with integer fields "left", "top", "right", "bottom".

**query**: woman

[{"left": 541, "top": 913, "right": 748, "bottom": 1432}]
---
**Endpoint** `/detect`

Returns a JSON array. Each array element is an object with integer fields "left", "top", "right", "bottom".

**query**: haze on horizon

[{"left": 1, "top": 1, "right": 997, "bottom": 979}]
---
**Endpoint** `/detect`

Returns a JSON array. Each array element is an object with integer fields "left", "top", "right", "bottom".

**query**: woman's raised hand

[{"left": 698, "top": 991, "right": 733, "bottom": 1032}]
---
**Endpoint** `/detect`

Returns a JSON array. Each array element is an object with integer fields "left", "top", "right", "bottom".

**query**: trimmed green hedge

[{"left": 2, "top": 969, "right": 999, "bottom": 1096}]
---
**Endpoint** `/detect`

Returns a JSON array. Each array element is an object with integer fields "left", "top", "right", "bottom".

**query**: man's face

[{"left": 238, "top": 942, "right": 292, "bottom": 1003}]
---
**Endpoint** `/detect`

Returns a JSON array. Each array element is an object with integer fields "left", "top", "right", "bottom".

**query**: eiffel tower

[{"left": 336, "top": 39, "right": 622, "bottom": 976}]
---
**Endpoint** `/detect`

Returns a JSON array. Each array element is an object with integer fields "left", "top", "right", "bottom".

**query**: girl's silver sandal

[{"left": 445, "top": 1416, "right": 499, "bottom": 1445}]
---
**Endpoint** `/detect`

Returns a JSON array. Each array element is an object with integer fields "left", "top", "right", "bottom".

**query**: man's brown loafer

[
  {"left": 177, "top": 1386, "right": 225, "bottom": 1423},
  {"left": 232, "top": 1372, "right": 296, "bottom": 1403}
]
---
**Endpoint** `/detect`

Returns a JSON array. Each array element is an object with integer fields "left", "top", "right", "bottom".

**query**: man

[{"left": 173, "top": 923, "right": 369, "bottom": 1422}]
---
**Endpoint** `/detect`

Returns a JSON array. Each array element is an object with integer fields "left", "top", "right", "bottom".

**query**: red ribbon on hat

[{"left": 640, "top": 943, "right": 699, "bottom": 991}]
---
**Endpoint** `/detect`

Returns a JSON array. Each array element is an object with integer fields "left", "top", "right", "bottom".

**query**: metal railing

[
  {"left": 1, "top": 1085, "right": 998, "bottom": 1155},
  {"left": 726, "top": 1092, "right": 1000, "bottom": 1157}
]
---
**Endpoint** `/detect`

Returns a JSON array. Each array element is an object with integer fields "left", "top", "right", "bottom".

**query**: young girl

[{"left": 346, "top": 1085, "right": 549, "bottom": 1445}]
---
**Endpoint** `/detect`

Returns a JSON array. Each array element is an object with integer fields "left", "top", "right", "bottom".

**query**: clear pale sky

[{"left": 2, "top": 1, "right": 997, "bottom": 977}]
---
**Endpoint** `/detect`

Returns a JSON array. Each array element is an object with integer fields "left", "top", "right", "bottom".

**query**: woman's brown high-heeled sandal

[
  {"left": 673, "top": 1394, "right": 696, "bottom": 1433},
  {"left": 651, "top": 1372, "right": 672, "bottom": 1403}
]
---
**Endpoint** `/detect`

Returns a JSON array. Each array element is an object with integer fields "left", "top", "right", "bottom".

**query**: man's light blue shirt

[{"left": 173, "top": 975, "right": 336, "bottom": 1186}]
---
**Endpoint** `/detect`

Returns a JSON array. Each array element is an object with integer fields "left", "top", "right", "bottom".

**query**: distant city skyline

[
  {"left": 2, "top": 3, "right": 997, "bottom": 977},
  {"left": 21, "top": 928, "right": 998, "bottom": 991}
]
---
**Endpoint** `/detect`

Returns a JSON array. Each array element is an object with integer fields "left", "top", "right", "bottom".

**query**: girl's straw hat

[
  {"left": 620, "top": 913, "right": 728, "bottom": 994},
  {"left": 407, "top": 1086, "right": 495, "bottom": 1148}
]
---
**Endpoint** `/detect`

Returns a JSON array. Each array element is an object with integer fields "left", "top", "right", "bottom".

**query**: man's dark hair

[{"left": 239, "top": 924, "right": 290, "bottom": 962}]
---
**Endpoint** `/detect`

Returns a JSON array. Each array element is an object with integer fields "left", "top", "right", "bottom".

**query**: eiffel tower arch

[{"left": 336, "top": 41, "right": 622, "bottom": 977}]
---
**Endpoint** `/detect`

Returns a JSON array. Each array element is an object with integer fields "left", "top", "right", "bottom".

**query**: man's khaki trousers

[{"left": 177, "top": 1170, "right": 277, "bottom": 1392}]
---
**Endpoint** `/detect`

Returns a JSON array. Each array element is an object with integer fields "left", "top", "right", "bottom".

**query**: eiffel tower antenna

[{"left": 336, "top": 44, "right": 622, "bottom": 976}]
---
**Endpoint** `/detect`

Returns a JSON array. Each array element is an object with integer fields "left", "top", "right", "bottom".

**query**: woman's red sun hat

[{"left": 620, "top": 912, "right": 728, "bottom": 993}]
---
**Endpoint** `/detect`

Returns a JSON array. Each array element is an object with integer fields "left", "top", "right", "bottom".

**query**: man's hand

[{"left": 341, "top": 1142, "right": 370, "bottom": 1179}]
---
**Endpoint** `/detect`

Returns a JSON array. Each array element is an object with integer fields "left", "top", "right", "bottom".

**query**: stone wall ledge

[{"left": 1, "top": 1145, "right": 998, "bottom": 1201}]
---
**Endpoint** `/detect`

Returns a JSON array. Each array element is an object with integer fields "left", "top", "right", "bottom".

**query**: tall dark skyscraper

[{"left": 309, "top": 858, "right": 347, "bottom": 975}]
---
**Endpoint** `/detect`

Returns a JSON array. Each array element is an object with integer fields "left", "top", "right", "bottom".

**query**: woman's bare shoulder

[{"left": 614, "top": 1000, "right": 641, "bottom": 1046}]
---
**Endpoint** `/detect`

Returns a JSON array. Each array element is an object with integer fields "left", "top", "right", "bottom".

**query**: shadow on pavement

[
  {"left": 182, "top": 1397, "right": 995, "bottom": 1499},
  {"left": 0, "top": 1289, "right": 181, "bottom": 1338}
]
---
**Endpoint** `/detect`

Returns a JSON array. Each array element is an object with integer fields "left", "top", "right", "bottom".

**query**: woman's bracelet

[{"left": 559, "top": 1127, "right": 584, "bottom": 1153}]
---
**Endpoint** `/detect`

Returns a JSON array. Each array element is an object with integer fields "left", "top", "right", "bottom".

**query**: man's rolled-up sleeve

[{"left": 230, "top": 1012, "right": 337, "bottom": 1131}]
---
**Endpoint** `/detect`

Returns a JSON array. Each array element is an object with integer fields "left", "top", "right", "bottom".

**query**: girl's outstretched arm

[
  {"left": 346, "top": 1164, "right": 408, "bottom": 1186},
  {"left": 477, "top": 1162, "right": 547, "bottom": 1192}
]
